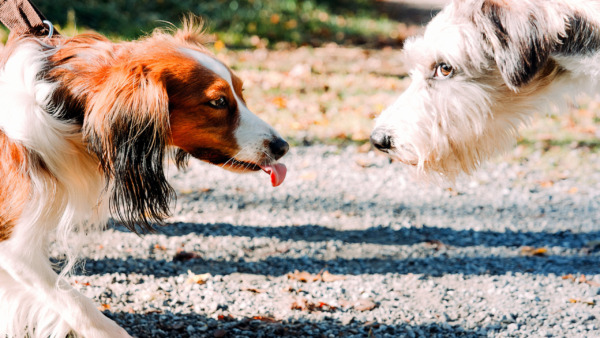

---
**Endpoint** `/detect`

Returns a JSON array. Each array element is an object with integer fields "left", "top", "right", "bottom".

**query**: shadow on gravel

[
  {"left": 108, "top": 310, "right": 484, "bottom": 338},
  {"left": 81, "top": 253, "right": 600, "bottom": 278},
  {"left": 113, "top": 222, "right": 600, "bottom": 250}
]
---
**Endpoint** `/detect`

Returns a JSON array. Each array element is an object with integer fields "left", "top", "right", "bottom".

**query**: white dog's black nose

[
  {"left": 370, "top": 129, "right": 392, "bottom": 152},
  {"left": 269, "top": 137, "right": 289, "bottom": 160}
]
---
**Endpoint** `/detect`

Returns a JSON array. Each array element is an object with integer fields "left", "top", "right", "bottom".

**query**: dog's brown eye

[
  {"left": 208, "top": 97, "right": 228, "bottom": 109},
  {"left": 434, "top": 63, "right": 454, "bottom": 78}
]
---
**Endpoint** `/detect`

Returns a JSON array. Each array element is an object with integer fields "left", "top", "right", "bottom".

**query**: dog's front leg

[{"left": 0, "top": 244, "right": 131, "bottom": 338}]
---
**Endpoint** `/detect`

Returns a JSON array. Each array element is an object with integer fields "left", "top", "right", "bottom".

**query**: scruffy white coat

[{"left": 372, "top": 0, "right": 600, "bottom": 179}]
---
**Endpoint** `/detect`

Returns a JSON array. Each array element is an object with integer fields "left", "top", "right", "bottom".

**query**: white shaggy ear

[
  {"left": 473, "top": 0, "right": 554, "bottom": 91},
  {"left": 472, "top": 0, "right": 600, "bottom": 91}
]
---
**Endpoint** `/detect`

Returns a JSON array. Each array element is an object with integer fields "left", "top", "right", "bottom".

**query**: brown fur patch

[{"left": 0, "top": 131, "right": 30, "bottom": 241}]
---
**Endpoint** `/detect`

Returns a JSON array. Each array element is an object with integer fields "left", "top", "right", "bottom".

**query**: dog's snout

[
  {"left": 370, "top": 129, "right": 392, "bottom": 152},
  {"left": 269, "top": 137, "right": 289, "bottom": 160}
]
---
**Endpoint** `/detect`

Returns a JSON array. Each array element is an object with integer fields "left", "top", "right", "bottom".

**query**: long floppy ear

[
  {"left": 84, "top": 62, "right": 174, "bottom": 233},
  {"left": 473, "top": 1, "right": 600, "bottom": 91},
  {"left": 473, "top": 0, "right": 555, "bottom": 91}
]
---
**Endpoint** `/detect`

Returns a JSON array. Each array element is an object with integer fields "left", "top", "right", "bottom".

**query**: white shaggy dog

[{"left": 371, "top": 0, "right": 600, "bottom": 179}]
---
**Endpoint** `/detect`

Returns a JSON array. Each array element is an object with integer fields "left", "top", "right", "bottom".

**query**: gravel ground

[{"left": 51, "top": 144, "right": 600, "bottom": 337}]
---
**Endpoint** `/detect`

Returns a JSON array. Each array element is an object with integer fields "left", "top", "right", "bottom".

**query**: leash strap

[{"left": 0, "top": 0, "right": 58, "bottom": 36}]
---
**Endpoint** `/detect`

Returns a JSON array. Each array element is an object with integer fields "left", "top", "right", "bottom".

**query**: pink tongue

[{"left": 260, "top": 163, "right": 287, "bottom": 187}]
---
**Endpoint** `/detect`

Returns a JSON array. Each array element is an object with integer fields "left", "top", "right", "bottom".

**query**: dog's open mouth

[{"left": 224, "top": 158, "right": 287, "bottom": 187}]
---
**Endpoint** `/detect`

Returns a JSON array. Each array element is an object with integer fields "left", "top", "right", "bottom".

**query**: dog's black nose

[
  {"left": 269, "top": 137, "right": 289, "bottom": 160},
  {"left": 370, "top": 129, "right": 392, "bottom": 152}
]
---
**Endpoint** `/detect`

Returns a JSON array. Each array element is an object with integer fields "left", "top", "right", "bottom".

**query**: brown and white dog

[{"left": 0, "top": 22, "right": 288, "bottom": 337}]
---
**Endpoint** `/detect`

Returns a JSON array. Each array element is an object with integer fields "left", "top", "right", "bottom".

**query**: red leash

[{"left": 0, "top": 0, "right": 59, "bottom": 37}]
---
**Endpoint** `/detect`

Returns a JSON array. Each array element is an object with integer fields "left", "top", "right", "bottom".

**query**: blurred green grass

[{"left": 33, "top": 0, "right": 401, "bottom": 47}]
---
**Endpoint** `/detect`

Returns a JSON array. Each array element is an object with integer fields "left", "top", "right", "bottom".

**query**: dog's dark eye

[
  {"left": 208, "top": 97, "right": 228, "bottom": 109},
  {"left": 434, "top": 63, "right": 454, "bottom": 78}
]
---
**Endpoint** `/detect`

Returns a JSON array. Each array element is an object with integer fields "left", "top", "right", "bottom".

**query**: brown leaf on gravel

[
  {"left": 145, "top": 309, "right": 163, "bottom": 314},
  {"left": 241, "top": 287, "right": 266, "bottom": 294},
  {"left": 287, "top": 270, "right": 346, "bottom": 283},
  {"left": 290, "top": 297, "right": 308, "bottom": 310},
  {"left": 321, "top": 271, "right": 347, "bottom": 282},
  {"left": 562, "top": 274, "right": 600, "bottom": 287},
  {"left": 272, "top": 96, "right": 287, "bottom": 109},
  {"left": 287, "top": 270, "right": 320, "bottom": 283},
  {"left": 291, "top": 297, "right": 338, "bottom": 312},
  {"left": 339, "top": 298, "right": 378, "bottom": 312},
  {"left": 537, "top": 180, "right": 554, "bottom": 188},
  {"left": 251, "top": 316, "right": 277, "bottom": 323},
  {"left": 217, "top": 314, "right": 235, "bottom": 321},
  {"left": 355, "top": 158, "right": 376, "bottom": 168},
  {"left": 98, "top": 303, "right": 110, "bottom": 311},
  {"left": 353, "top": 298, "right": 378, "bottom": 312},
  {"left": 569, "top": 298, "right": 596, "bottom": 306},
  {"left": 173, "top": 250, "right": 199, "bottom": 262},
  {"left": 578, "top": 274, "right": 600, "bottom": 286},
  {"left": 186, "top": 270, "right": 211, "bottom": 284},
  {"left": 520, "top": 246, "right": 548, "bottom": 256},
  {"left": 74, "top": 280, "right": 91, "bottom": 286}
]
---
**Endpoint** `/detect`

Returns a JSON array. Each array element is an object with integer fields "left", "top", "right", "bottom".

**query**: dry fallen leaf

[
  {"left": 145, "top": 309, "right": 163, "bottom": 314},
  {"left": 288, "top": 270, "right": 320, "bottom": 283},
  {"left": 355, "top": 158, "right": 375, "bottom": 168},
  {"left": 241, "top": 287, "right": 266, "bottom": 294},
  {"left": 217, "top": 314, "right": 234, "bottom": 321},
  {"left": 562, "top": 274, "right": 576, "bottom": 280},
  {"left": 173, "top": 251, "right": 199, "bottom": 262},
  {"left": 251, "top": 316, "right": 277, "bottom": 323},
  {"left": 353, "top": 298, "right": 378, "bottom": 312},
  {"left": 288, "top": 270, "right": 346, "bottom": 283},
  {"left": 521, "top": 246, "right": 548, "bottom": 256},
  {"left": 563, "top": 274, "right": 600, "bottom": 287},
  {"left": 290, "top": 297, "right": 337, "bottom": 312},
  {"left": 569, "top": 298, "right": 596, "bottom": 306},
  {"left": 339, "top": 298, "right": 378, "bottom": 312},
  {"left": 271, "top": 96, "right": 287, "bottom": 109},
  {"left": 321, "top": 271, "right": 347, "bottom": 282},
  {"left": 98, "top": 304, "right": 110, "bottom": 311},
  {"left": 74, "top": 280, "right": 91, "bottom": 286},
  {"left": 186, "top": 270, "right": 211, "bottom": 284}
]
